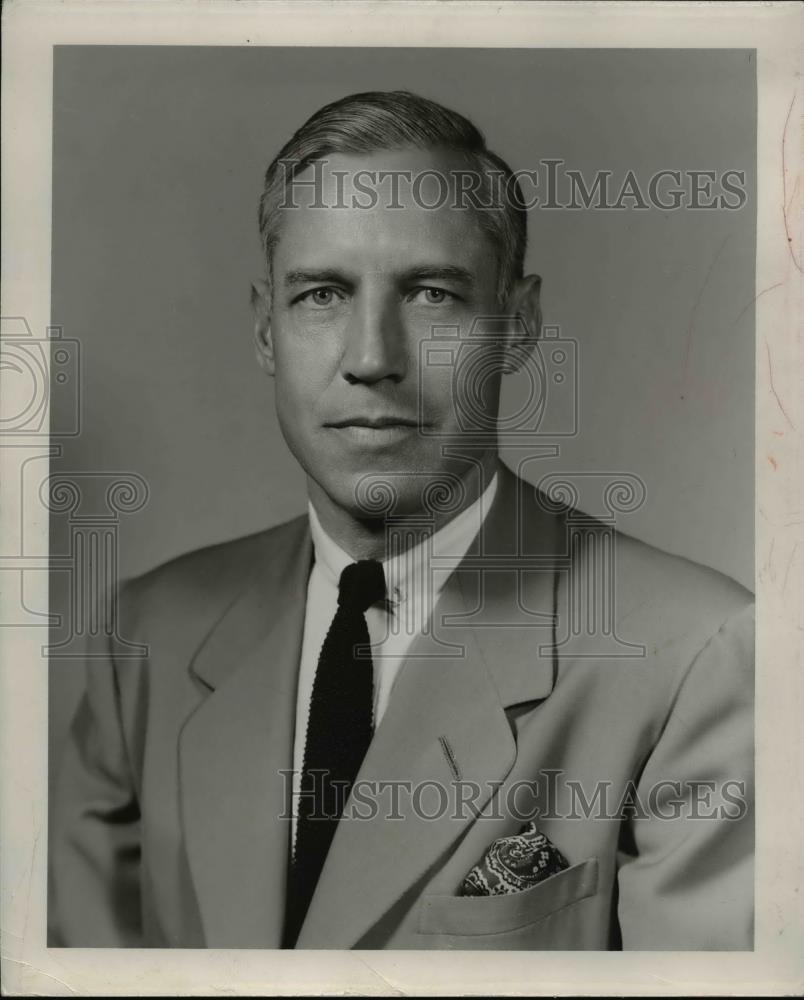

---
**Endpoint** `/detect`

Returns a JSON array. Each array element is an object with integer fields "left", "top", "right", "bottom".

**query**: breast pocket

[{"left": 417, "top": 858, "right": 599, "bottom": 948}]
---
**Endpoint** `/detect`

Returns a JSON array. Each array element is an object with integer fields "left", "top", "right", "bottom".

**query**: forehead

[{"left": 271, "top": 148, "right": 496, "bottom": 276}]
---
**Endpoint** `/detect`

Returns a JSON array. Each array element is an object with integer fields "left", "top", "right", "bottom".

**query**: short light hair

[{"left": 257, "top": 90, "right": 528, "bottom": 303}]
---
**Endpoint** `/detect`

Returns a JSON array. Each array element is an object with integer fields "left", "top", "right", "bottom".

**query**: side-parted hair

[{"left": 257, "top": 90, "right": 528, "bottom": 303}]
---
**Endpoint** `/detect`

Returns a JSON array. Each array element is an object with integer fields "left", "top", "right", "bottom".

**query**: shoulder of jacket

[
  {"left": 533, "top": 488, "right": 753, "bottom": 652},
  {"left": 118, "top": 513, "right": 308, "bottom": 624},
  {"left": 608, "top": 525, "right": 753, "bottom": 624}
]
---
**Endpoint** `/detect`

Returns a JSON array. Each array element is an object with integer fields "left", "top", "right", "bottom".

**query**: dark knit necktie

[{"left": 283, "top": 558, "right": 386, "bottom": 948}]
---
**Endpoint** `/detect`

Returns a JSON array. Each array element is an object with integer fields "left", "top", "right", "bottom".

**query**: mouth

[
  {"left": 324, "top": 416, "right": 424, "bottom": 446},
  {"left": 327, "top": 417, "right": 421, "bottom": 430}
]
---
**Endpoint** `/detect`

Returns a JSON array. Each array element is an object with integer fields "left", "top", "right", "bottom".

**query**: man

[{"left": 49, "top": 91, "right": 754, "bottom": 950}]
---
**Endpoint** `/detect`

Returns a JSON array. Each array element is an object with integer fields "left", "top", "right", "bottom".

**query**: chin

[
  {"left": 347, "top": 470, "right": 474, "bottom": 523},
  {"left": 327, "top": 473, "right": 407, "bottom": 521}
]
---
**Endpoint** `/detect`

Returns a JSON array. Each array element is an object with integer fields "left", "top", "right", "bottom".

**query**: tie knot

[{"left": 338, "top": 559, "right": 386, "bottom": 614}]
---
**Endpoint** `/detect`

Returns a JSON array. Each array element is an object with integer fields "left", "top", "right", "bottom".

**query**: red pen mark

[
  {"left": 781, "top": 93, "right": 802, "bottom": 274},
  {"left": 783, "top": 542, "right": 798, "bottom": 594},
  {"left": 765, "top": 338, "right": 795, "bottom": 429},
  {"left": 731, "top": 280, "right": 784, "bottom": 329}
]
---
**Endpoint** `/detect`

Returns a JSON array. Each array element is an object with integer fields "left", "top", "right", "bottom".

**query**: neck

[{"left": 307, "top": 452, "right": 499, "bottom": 561}]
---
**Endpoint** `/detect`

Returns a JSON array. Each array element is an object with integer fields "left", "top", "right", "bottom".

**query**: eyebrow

[
  {"left": 283, "top": 269, "right": 348, "bottom": 288},
  {"left": 401, "top": 265, "right": 476, "bottom": 286},
  {"left": 282, "top": 265, "right": 477, "bottom": 288}
]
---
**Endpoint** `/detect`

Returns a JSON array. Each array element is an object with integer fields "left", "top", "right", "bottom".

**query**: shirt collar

[{"left": 307, "top": 471, "right": 499, "bottom": 608}]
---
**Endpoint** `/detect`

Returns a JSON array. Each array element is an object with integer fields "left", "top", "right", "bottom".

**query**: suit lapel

[
  {"left": 178, "top": 516, "right": 312, "bottom": 947},
  {"left": 295, "top": 460, "right": 564, "bottom": 948}
]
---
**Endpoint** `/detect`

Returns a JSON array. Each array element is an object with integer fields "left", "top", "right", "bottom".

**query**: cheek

[
  {"left": 430, "top": 348, "right": 503, "bottom": 429},
  {"left": 271, "top": 320, "right": 336, "bottom": 407},
  {"left": 417, "top": 357, "right": 455, "bottom": 417}
]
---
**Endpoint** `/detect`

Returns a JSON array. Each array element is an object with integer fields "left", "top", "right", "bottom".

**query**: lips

[{"left": 326, "top": 416, "right": 420, "bottom": 429}]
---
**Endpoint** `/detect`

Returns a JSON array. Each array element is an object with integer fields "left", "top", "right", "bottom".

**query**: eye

[
  {"left": 296, "top": 287, "right": 343, "bottom": 307},
  {"left": 411, "top": 287, "right": 458, "bottom": 305}
]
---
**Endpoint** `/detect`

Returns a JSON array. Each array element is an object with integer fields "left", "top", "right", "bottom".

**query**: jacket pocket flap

[{"left": 419, "top": 857, "right": 599, "bottom": 936}]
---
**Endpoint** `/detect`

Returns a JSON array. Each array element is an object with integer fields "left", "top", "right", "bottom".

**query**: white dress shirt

[{"left": 290, "top": 471, "right": 499, "bottom": 854}]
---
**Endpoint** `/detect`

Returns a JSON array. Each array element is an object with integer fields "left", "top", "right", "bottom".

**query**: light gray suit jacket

[{"left": 49, "top": 459, "right": 754, "bottom": 949}]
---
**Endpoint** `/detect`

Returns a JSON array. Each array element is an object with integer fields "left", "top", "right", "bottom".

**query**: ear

[
  {"left": 251, "top": 277, "right": 275, "bottom": 376},
  {"left": 503, "top": 274, "right": 542, "bottom": 374}
]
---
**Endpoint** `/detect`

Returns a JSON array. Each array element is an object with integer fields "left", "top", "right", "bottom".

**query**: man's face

[{"left": 258, "top": 148, "right": 531, "bottom": 521}]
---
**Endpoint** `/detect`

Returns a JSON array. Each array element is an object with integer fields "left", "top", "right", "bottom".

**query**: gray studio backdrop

[{"left": 48, "top": 47, "right": 756, "bottom": 787}]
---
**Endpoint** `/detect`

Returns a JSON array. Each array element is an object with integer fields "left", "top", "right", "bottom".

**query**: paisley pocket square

[{"left": 459, "top": 821, "right": 570, "bottom": 897}]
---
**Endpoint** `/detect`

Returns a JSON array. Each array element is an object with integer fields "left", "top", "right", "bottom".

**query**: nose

[{"left": 340, "top": 291, "right": 407, "bottom": 385}]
